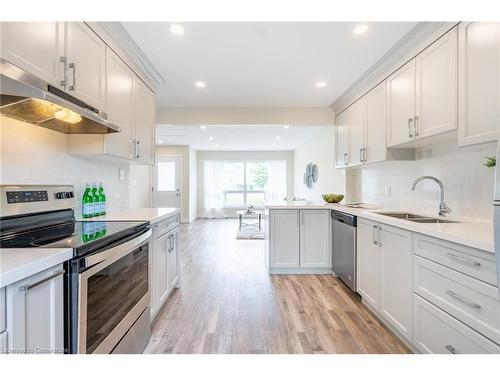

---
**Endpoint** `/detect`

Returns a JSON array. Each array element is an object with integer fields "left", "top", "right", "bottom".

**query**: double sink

[{"left": 376, "top": 212, "right": 459, "bottom": 224}]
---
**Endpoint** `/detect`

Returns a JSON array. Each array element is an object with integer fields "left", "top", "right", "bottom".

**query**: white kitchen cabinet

[
  {"left": 379, "top": 224, "right": 413, "bottom": 342},
  {"left": 348, "top": 100, "right": 365, "bottom": 167},
  {"left": 64, "top": 22, "right": 106, "bottom": 110},
  {"left": 0, "top": 22, "right": 65, "bottom": 87},
  {"left": 364, "top": 81, "right": 387, "bottom": 164},
  {"left": 415, "top": 27, "right": 458, "bottom": 139},
  {"left": 387, "top": 60, "right": 416, "bottom": 147},
  {"left": 335, "top": 111, "right": 349, "bottom": 168},
  {"left": 356, "top": 218, "right": 380, "bottom": 310},
  {"left": 134, "top": 78, "right": 155, "bottom": 165},
  {"left": 299, "top": 210, "right": 331, "bottom": 268},
  {"left": 151, "top": 214, "right": 181, "bottom": 319},
  {"left": 6, "top": 265, "right": 64, "bottom": 354},
  {"left": 458, "top": 22, "right": 500, "bottom": 146},
  {"left": 0, "top": 287, "right": 5, "bottom": 335},
  {"left": 269, "top": 210, "right": 300, "bottom": 268},
  {"left": 104, "top": 48, "right": 135, "bottom": 159}
]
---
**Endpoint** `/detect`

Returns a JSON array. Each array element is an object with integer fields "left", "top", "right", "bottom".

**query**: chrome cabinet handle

[
  {"left": 378, "top": 226, "right": 382, "bottom": 246},
  {"left": 446, "top": 290, "right": 481, "bottom": 309},
  {"left": 360, "top": 148, "right": 363, "bottom": 163},
  {"left": 136, "top": 140, "right": 140, "bottom": 158},
  {"left": 60, "top": 56, "right": 68, "bottom": 87},
  {"left": 414, "top": 115, "right": 419, "bottom": 136},
  {"left": 408, "top": 118, "right": 413, "bottom": 138},
  {"left": 18, "top": 270, "right": 65, "bottom": 292},
  {"left": 69, "top": 62, "right": 76, "bottom": 91},
  {"left": 372, "top": 225, "right": 378, "bottom": 245},
  {"left": 344, "top": 153, "right": 348, "bottom": 165},
  {"left": 168, "top": 234, "right": 175, "bottom": 253},
  {"left": 446, "top": 252, "right": 481, "bottom": 267},
  {"left": 130, "top": 139, "right": 136, "bottom": 158},
  {"left": 363, "top": 148, "right": 367, "bottom": 162},
  {"left": 445, "top": 345, "right": 456, "bottom": 354}
]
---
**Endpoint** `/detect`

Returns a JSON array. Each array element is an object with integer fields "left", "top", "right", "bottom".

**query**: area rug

[{"left": 236, "top": 227, "right": 265, "bottom": 240}]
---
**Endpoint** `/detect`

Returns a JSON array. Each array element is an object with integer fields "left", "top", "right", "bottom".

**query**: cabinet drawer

[
  {"left": 414, "top": 294, "right": 500, "bottom": 353},
  {"left": 154, "top": 214, "right": 180, "bottom": 238},
  {"left": 413, "top": 233, "right": 497, "bottom": 286},
  {"left": 414, "top": 255, "right": 500, "bottom": 344},
  {"left": 0, "top": 287, "right": 5, "bottom": 334}
]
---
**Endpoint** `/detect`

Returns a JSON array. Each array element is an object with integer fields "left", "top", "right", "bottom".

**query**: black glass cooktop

[{"left": 1, "top": 218, "right": 149, "bottom": 257}]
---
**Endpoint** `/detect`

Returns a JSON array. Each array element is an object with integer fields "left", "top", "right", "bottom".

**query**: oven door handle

[{"left": 84, "top": 229, "right": 152, "bottom": 268}]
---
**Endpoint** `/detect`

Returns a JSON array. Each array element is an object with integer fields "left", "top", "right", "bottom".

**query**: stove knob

[
  {"left": 55, "top": 192, "right": 65, "bottom": 199},
  {"left": 65, "top": 191, "right": 74, "bottom": 198}
]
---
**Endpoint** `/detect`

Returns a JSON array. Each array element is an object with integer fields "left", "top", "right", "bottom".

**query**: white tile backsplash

[
  {"left": 347, "top": 140, "right": 496, "bottom": 221},
  {"left": 0, "top": 117, "right": 145, "bottom": 214}
]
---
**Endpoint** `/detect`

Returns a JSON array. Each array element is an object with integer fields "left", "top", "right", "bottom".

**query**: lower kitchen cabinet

[
  {"left": 5, "top": 264, "right": 64, "bottom": 354},
  {"left": 269, "top": 209, "right": 331, "bottom": 273},
  {"left": 357, "top": 219, "right": 413, "bottom": 342},
  {"left": 151, "top": 214, "right": 180, "bottom": 319}
]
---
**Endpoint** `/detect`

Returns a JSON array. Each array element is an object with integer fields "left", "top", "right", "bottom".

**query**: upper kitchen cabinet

[
  {"left": 64, "top": 22, "right": 106, "bottom": 110},
  {"left": 387, "top": 27, "right": 458, "bottom": 147},
  {"left": 134, "top": 78, "right": 155, "bottom": 164},
  {"left": 348, "top": 99, "right": 365, "bottom": 167},
  {"left": 104, "top": 48, "right": 135, "bottom": 159},
  {"left": 335, "top": 110, "right": 349, "bottom": 168},
  {"left": 0, "top": 22, "right": 65, "bottom": 87},
  {"left": 363, "top": 81, "right": 387, "bottom": 165},
  {"left": 458, "top": 22, "right": 500, "bottom": 146}
]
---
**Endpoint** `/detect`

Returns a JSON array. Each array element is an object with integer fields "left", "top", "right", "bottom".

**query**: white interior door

[{"left": 153, "top": 157, "right": 181, "bottom": 208}]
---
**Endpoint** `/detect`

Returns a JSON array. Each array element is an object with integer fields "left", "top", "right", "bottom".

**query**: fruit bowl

[{"left": 322, "top": 194, "right": 344, "bottom": 203}]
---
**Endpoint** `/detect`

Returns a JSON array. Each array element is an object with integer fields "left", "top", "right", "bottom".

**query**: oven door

[{"left": 77, "top": 229, "right": 151, "bottom": 354}]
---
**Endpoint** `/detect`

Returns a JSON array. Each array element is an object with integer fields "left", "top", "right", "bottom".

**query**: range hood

[{"left": 0, "top": 58, "right": 120, "bottom": 134}]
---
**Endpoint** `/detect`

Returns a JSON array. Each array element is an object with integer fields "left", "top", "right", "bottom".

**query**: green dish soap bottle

[{"left": 82, "top": 182, "right": 93, "bottom": 219}]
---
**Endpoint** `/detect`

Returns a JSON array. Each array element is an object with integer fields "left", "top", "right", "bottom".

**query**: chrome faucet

[{"left": 411, "top": 176, "right": 451, "bottom": 216}]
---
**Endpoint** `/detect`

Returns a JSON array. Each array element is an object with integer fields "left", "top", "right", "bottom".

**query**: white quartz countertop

[
  {"left": 77, "top": 207, "right": 180, "bottom": 225},
  {"left": 0, "top": 248, "right": 73, "bottom": 288},
  {"left": 265, "top": 201, "right": 494, "bottom": 254}
]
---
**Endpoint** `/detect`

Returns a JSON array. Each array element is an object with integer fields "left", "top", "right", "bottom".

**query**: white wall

[
  {"left": 197, "top": 150, "right": 294, "bottom": 217},
  {"left": 0, "top": 117, "right": 152, "bottom": 214},
  {"left": 189, "top": 147, "right": 198, "bottom": 222},
  {"left": 347, "top": 140, "right": 496, "bottom": 221},
  {"left": 293, "top": 126, "right": 346, "bottom": 201}
]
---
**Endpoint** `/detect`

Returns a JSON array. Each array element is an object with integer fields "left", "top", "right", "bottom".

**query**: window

[
  {"left": 156, "top": 161, "right": 176, "bottom": 191},
  {"left": 202, "top": 160, "right": 287, "bottom": 212}
]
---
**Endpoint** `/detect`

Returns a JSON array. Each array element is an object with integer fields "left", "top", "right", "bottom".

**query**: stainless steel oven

[{"left": 72, "top": 229, "right": 152, "bottom": 354}]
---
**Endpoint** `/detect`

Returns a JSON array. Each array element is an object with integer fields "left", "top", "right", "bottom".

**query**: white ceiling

[
  {"left": 156, "top": 125, "right": 328, "bottom": 151},
  {"left": 123, "top": 22, "right": 417, "bottom": 107}
]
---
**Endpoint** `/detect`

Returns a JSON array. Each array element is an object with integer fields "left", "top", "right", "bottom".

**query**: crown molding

[
  {"left": 94, "top": 22, "right": 166, "bottom": 89},
  {"left": 330, "top": 22, "right": 459, "bottom": 114}
]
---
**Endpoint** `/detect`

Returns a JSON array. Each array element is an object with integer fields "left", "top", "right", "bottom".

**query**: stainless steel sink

[{"left": 376, "top": 212, "right": 460, "bottom": 224}]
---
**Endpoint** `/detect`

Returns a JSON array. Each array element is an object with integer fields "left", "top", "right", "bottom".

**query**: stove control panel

[{"left": 6, "top": 190, "right": 49, "bottom": 204}]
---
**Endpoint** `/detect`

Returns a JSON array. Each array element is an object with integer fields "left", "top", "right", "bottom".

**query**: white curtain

[
  {"left": 202, "top": 160, "right": 226, "bottom": 218},
  {"left": 266, "top": 160, "right": 287, "bottom": 202}
]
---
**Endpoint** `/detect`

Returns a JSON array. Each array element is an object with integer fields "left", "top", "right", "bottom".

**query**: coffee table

[{"left": 237, "top": 210, "right": 264, "bottom": 231}]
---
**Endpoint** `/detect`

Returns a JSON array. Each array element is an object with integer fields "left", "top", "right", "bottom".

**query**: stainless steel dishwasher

[{"left": 331, "top": 210, "right": 357, "bottom": 291}]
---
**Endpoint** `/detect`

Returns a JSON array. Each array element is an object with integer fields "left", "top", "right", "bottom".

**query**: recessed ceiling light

[
  {"left": 195, "top": 81, "right": 206, "bottom": 88},
  {"left": 275, "top": 136, "right": 281, "bottom": 140},
  {"left": 170, "top": 24, "right": 184, "bottom": 35},
  {"left": 158, "top": 140, "right": 164, "bottom": 144},
  {"left": 353, "top": 24, "right": 368, "bottom": 35},
  {"left": 283, "top": 125, "right": 290, "bottom": 129},
  {"left": 200, "top": 125, "right": 207, "bottom": 129},
  {"left": 208, "top": 136, "right": 214, "bottom": 141},
  {"left": 315, "top": 81, "right": 327, "bottom": 88}
]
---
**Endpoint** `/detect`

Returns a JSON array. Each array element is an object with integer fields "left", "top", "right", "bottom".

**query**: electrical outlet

[{"left": 119, "top": 168, "right": 125, "bottom": 181}]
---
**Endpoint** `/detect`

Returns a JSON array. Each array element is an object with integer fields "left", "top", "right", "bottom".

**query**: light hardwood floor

[{"left": 144, "top": 219, "right": 410, "bottom": 354}]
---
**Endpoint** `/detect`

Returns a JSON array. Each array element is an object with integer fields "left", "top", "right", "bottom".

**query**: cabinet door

[
  {"left": 152, "top": 229, "right": 169, "bottom": 317},
  {"left": 387, "top": 60, "right": 416, "bottom": 146},
  {"left": 167, "top": 231, "right": 180, "bottom": 291},
  {"left": 348, "top": 99, "right": 365, "bottom": 167},
  {"left": 270, "top": 210, "right": 300, "bottom": 268},
  {"left": 357, "top": 219, "right": 380, "bottom": 310},
  {"left": 105, "top": 48, "right": 135, "bottom": 159},
  {"left": 299, "top": 210, "right": 331, "bottom": 268},
  {"left": 134, "top": 78, "right": 155, "bottom": 165},
  {"left": 364, "top": 81, "right": 387, "bottom": 164},
  {"left": 0, "top": 22, "right": 64, "bottom": 87},
  {"left": 379, "top": 224, "right": 413, "bottom": 342},
  {"left": 335, "top": 111, "right": 349, "bottom": 168},
  {"left": 415, "top": 27, "right": 458, "bottom": 139},
  {"left": 7, "top": 265, "right": 64, "bottom": 354},
  {"left": 458, "top": 22, "right": 500, "bottom": 146},
  {"left": 65, "top": 22, "right": 106, "bottom": 110}
]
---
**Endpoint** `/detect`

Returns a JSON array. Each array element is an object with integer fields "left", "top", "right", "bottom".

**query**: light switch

[{"left": 119, "top": 168, "right": 125, "bottom": 181}]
